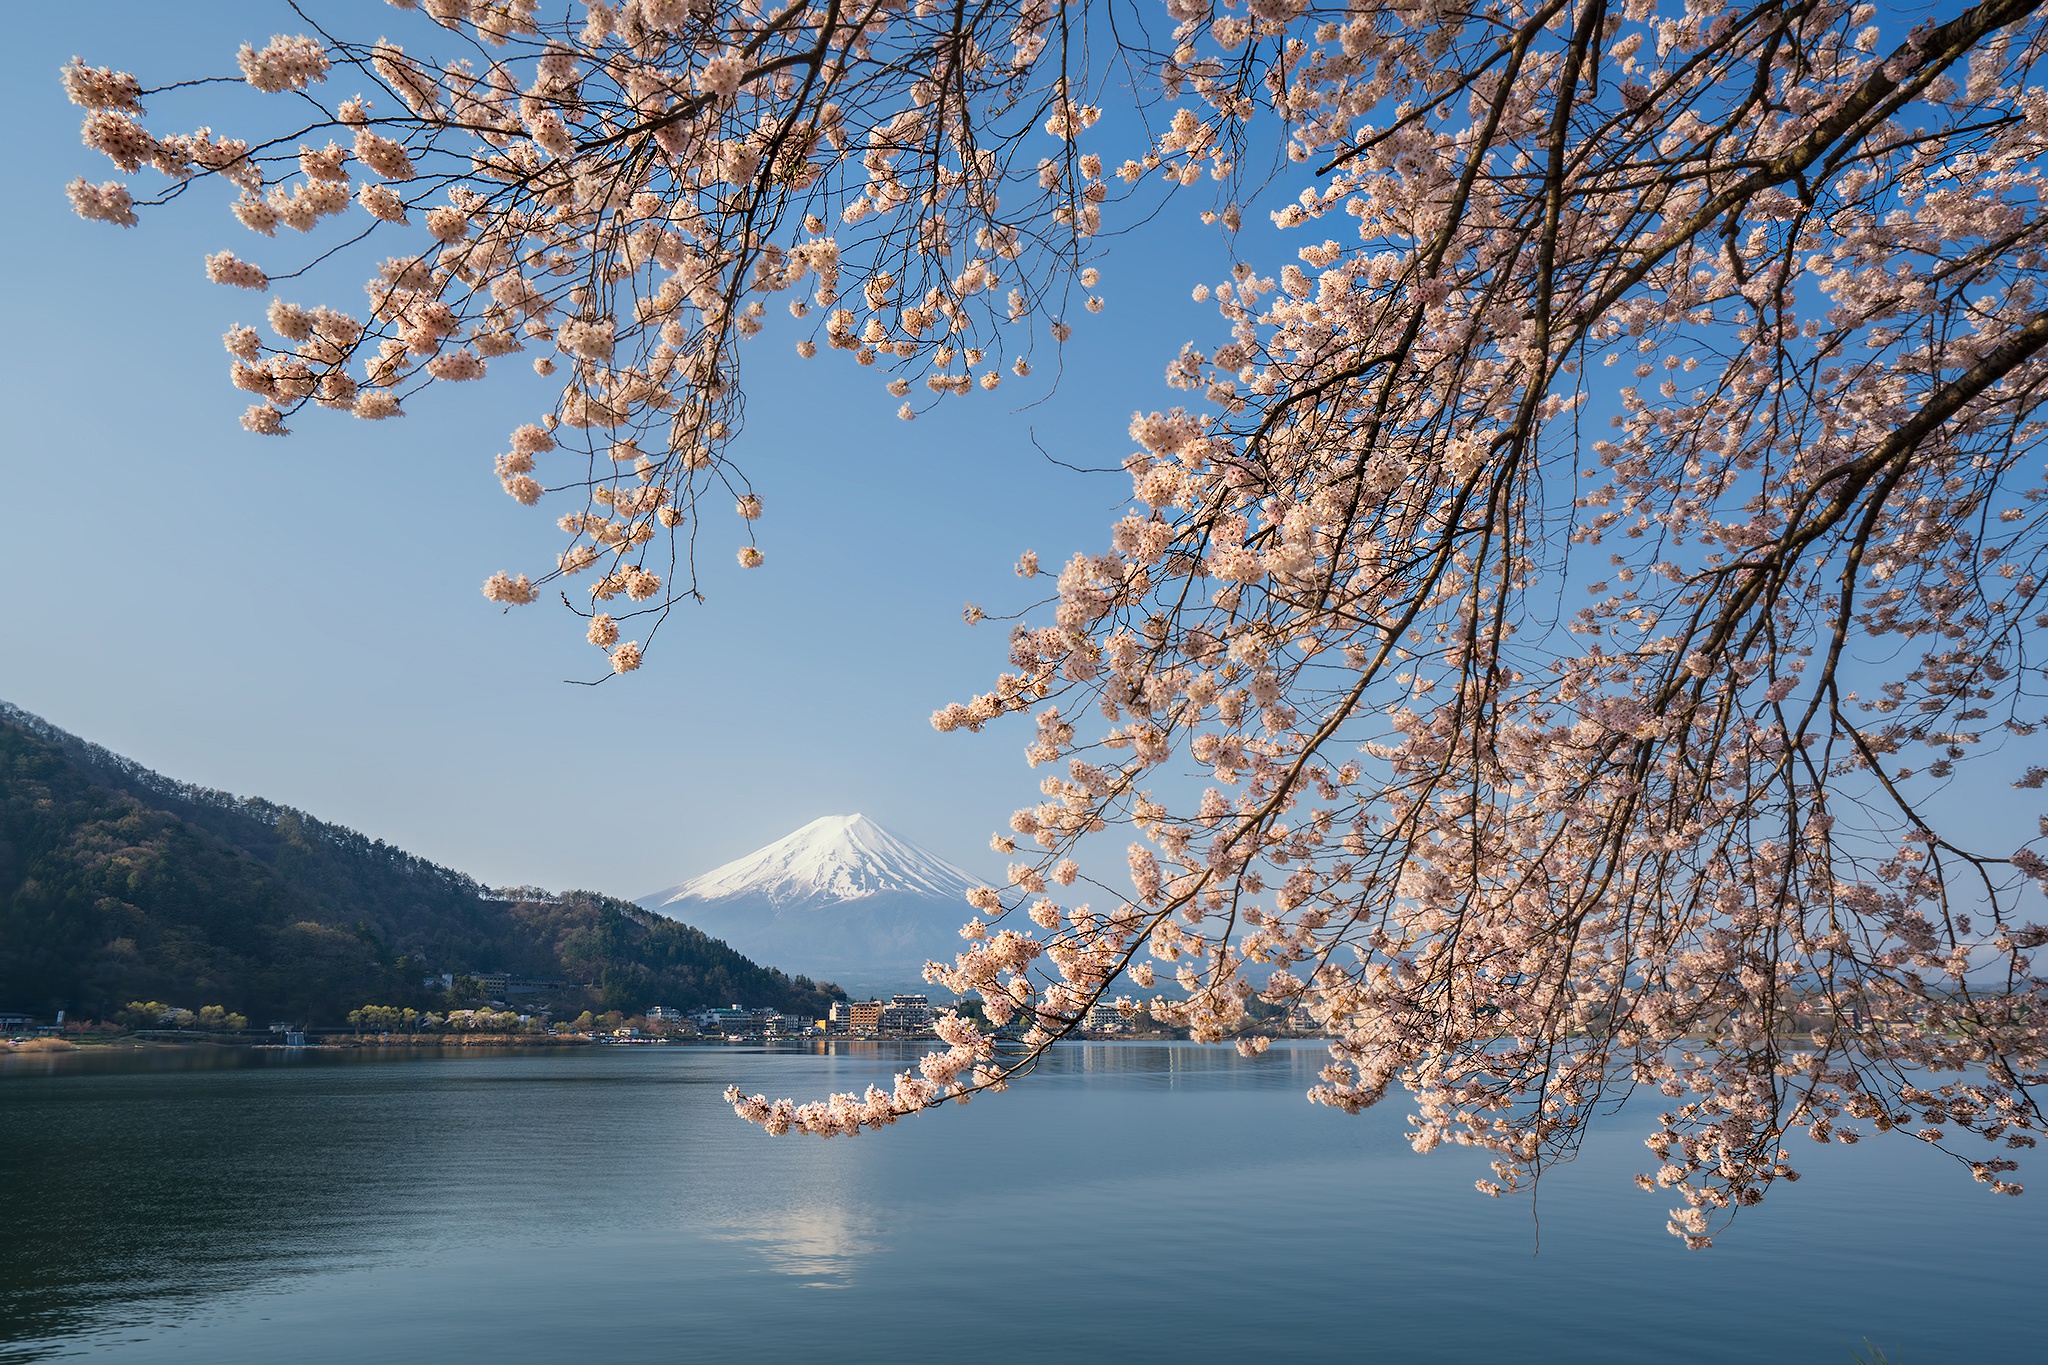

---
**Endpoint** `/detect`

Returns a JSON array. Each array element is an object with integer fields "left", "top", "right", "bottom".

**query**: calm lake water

[{"left": 1, "top": 1041, "right": 2041, "bottom": 1363}]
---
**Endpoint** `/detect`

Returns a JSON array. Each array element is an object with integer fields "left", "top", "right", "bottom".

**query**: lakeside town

[
  {"left": 3, "top": 987, "right": 1330, "bottom": 1051},
  {"left": 6, "top": 973, "right": 1896, "bottom": 1054}
]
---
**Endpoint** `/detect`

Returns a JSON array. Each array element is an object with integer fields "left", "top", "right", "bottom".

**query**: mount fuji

[{"left": 635, "top": 814, "right": 983, "bottom": 993}]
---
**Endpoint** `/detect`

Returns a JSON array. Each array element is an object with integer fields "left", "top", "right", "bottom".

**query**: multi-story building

[
  {"left": 1084, "top": 999, "right": 1133, "bottom": 1032},
  {"left": 641, "top": 1005, "right": 697, "bottom": 1036},
  {"left": 826, "top": 997, "right": 939, "bottom": 1035},
  {"left": 879, "top": 994, "right": 935, "bottom": 1033},
  {"left": 692, "top": 1005, "right": 760, "bottom": 1034},
  {"left": 430, "top": 971, "right": 517, "bottom": 1002}
]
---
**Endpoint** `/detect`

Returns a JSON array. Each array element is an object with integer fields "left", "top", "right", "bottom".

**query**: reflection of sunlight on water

[{"left": 709, "top": 1206, "right": 876, "bottom": 1286}]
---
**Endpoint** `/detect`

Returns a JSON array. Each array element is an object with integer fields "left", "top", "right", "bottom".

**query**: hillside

[{"left": 0, "top": 703, "right": 842, "bottom": 1024}]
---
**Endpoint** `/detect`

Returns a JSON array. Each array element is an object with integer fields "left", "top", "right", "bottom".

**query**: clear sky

[
  {"left": 9, "top": 2, "right": 2041, "bottom": 920},
  {"left": 0, "top": 1, "right": 1252, "bottom": 897}
]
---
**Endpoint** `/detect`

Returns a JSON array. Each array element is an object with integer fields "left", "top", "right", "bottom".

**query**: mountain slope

[
  {"left": 0, "top": 703, "right": 842, "bottom": 1022},
  {"left": 637, "top": 815, "right": 983, "bottom": 990}
]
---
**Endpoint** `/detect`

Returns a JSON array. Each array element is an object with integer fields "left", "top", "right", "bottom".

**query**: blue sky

[
  {"left": 0, "top": 1, "right": 1248, "bottom": 895},
  {"left": 17, "top": 2, "right": 2033, "bottom": 915}
]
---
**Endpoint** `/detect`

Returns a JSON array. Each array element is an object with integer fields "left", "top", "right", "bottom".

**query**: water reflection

[
  {"left": 709, "top": 1205, "right": 878, "bottom": 1285},
  {"left": 0, "top": 1050, "right": 444, "bottom": 1355},
  {"left": 0, "top": 1042, "right": 1340, "bottom": 1352},
  {"left": 3, "top": 1043, "right": 2044, "bottom": 1364},
  {"left": 1039, "top": 1037, "right": 1334, "bottom": 1090}
]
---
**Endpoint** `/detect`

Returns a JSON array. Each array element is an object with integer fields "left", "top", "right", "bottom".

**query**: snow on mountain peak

[{"left": 639, "top": 813, "right": 979, "bottom": 909}]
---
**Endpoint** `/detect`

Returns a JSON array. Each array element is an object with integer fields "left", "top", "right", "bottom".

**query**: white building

[
  {"left": 1084, "top": 999, "right": 1135, "bottom": 1031},
  {"left": 879, "top": 994, "right": 934, "bottom": 1033}
]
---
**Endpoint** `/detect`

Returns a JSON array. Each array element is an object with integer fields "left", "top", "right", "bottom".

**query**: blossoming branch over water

[
  {"left": 67, "top": 0, "right": 2048, "bottom": 1245},
  {"left": 719, "top": 0, "right": 2048, "bottom": 1247}
]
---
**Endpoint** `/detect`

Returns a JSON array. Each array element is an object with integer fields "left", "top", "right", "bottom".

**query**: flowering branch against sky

[
  {"left": 3, "top": 1, "right": 1192, "bottom": 899},
  {"left": 38, "top": 0, "right": 2048, "bottom": 1244}
]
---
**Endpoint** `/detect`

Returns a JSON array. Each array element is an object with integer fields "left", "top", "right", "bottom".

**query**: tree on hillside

[{"left": 64, "top": 0, "right": 2048, "bottom": 1243}]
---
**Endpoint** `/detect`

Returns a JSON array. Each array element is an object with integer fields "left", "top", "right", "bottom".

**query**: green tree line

[{"left": 118, "top": 1002, "right": 250, "bottom": 1031}]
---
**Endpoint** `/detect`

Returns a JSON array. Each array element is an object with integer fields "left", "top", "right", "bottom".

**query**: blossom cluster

[
  {"left": 66, "top": 0, "right": 1127, "bottom": 672},
  {"left": 70, "top": 0, "right": 2048, "bottom": 1243},
  {"left": 747, "top": 0, "right": 2048, "bottom": 1245}
]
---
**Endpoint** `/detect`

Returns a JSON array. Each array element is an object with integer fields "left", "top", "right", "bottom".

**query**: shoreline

[{"left": 2, "top": 1031, "right": 1200, "bottom": 1059}]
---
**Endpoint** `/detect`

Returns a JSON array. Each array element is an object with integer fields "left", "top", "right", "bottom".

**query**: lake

[{"left": 2, "top": 1041, "right": 2040, "bottom": 1362}]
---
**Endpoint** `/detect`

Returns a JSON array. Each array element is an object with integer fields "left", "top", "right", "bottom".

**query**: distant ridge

[
  {"left": 637, "top": 815, "right": 982, "bottom": 992},
  {"left": 0, "top": 702, "right": 842, "bottom": 1022}
]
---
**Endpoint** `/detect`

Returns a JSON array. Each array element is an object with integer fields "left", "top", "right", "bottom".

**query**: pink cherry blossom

[{"left": 68, "top": 0, "right": 2048, "bottom": 1241}]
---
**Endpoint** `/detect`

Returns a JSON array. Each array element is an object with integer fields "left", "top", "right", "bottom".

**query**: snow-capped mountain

[
  {"left": 636, "top": 815, "right": 983, "bottom": 992},
  {"left": 646, "top": 813, "right": 979, "bottom": 908}
]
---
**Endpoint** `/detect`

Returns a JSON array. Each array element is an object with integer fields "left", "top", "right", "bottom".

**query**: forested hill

[{"left": 0, "top": 703, "right": 843, "bottom": 1024}]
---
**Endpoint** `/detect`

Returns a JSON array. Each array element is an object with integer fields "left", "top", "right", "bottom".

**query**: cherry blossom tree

[{"left": 66, "top": 0, "right": 2048, "bottom": 1244}]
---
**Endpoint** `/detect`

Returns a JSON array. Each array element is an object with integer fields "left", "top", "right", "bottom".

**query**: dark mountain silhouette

[{"left": 0, "top": 702, "right": 842, "bottom": 1023}]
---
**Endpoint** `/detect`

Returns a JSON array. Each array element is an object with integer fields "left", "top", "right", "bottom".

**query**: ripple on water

[{"left": 1, "top": 1042, "right": 2041, "bottom": 1364}]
